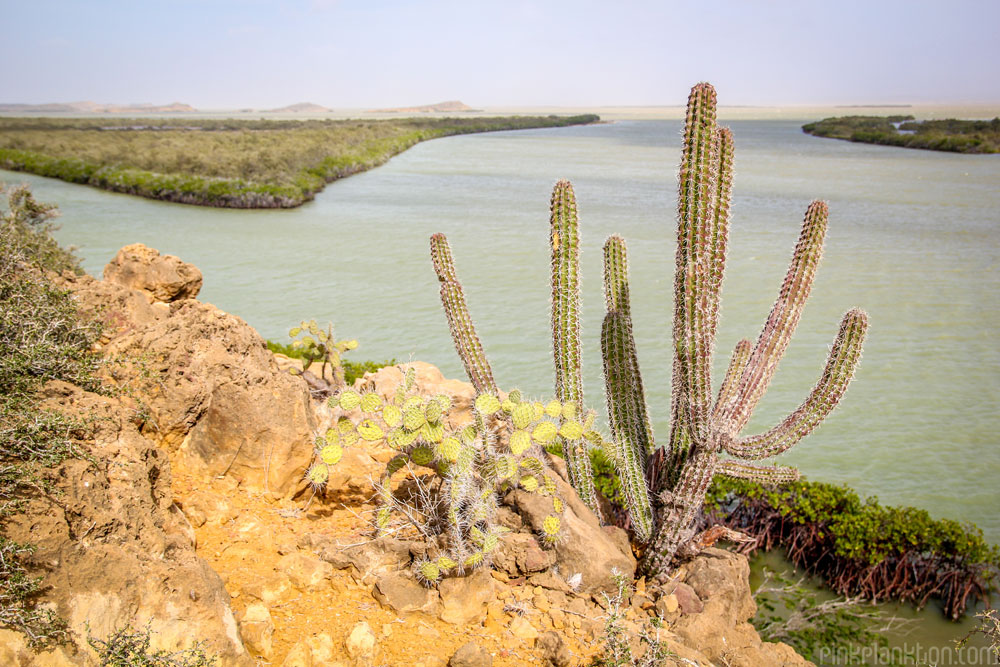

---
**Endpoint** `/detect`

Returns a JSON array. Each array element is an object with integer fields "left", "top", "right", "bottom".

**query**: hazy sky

[{"left": 3, "top": 0, "right": 998, "bottom": 109}]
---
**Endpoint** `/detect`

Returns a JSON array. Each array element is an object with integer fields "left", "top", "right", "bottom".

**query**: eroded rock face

[
  {"left": 103, "top": 243, "right": 203, "bottom": 302},
  {"left": 3, "top": 382, "right": 250, "bottom": 666},
  {"left": 670, "top": 548, "right": 812, "bottom": 666},
  {"left": 504, "top": 463, "right": 636, "bottom": 597},
  {"left": 104, "top": 299, "right": 316, "bottom": 494},
  {"left": 62, "top": 247, "right": 317, "bottom": 495}
]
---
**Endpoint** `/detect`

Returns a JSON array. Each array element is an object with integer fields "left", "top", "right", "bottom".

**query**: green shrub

[
  {"left": 0, "top": 536, "right": 68, "bottom": 648},
  {"left": 87, "top": 624, "right": 216, "bottom": 667},
  {"left": 0, "top": 115, "right": 601, "bottom": 208},
  {"left": 0, "top": 185, "right": 101, "bottom": 644}
]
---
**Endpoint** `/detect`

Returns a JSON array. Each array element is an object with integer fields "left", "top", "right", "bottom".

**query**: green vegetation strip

[
  {"left": 705, "top": 476, "right": 1000, "bottom": 620},
  {"left": 265, "top": 339, "right": 395, "bottom": 386},
  {"left": 0, "top": 115, "right": 600, "bottom": 208},
  {"left": 802, "top": 115, "right": 1000, "bottom": 153},
  {"left": 586, "top": 449, "right": 998, "bottom": 618}
]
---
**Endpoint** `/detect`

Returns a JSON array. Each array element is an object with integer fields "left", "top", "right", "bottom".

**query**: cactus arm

[
  {"left": 717, "top": 460, "right": 800, "bottom": 485},
  {"left": 548, "top": 180, "right": 601, "bottom": 515},
  {"left": 603, "top": 311, "right": 655, "bottom": 540},
  {"left": 602, "top": 235, "right": 656, "bottom": 454},
  {"left": 721, "top": 201, "right": 830, "bottom": 432},
  {"left": 673, "top": 82, "right": 722, "bottom": 438},
  {"left": 601, "top": 236, "right": 655, "bottom": 539},
  {"left": 430, "top": 231, "right": 459, "bottom": 281},
  {"left": 723, "top": 308, "right": 868, "bottom": 460},
  {"left": 550, "top": 179, "right": 584, "bottom": 406},
  {"left": 713, "top": 338, "right": 753, "bottom": 415},
  {"left": 430, "top": 233, "right": 498, "bottom": 393},
  {"left": 705, "top": 126, "right": 734, "bottom": 344}
]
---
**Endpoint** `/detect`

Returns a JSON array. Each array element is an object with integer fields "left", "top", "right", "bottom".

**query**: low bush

[
  {"left": 705, "top": 476, "right": 1000, "bottom": 619},
  {"left": 0, "top": 185, "right": 101, "bottom": 644}
]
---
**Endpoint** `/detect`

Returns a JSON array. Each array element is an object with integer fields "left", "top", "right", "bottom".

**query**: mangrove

[
  {"left": 802, "top": 115, "right": 1000, "bottom": 153},
  {"left": 0, "top": 114, "right": 600, "bottom": 208}
]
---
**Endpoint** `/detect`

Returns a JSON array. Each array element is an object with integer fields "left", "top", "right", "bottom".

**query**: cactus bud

[
  {"left": 541, "top": 515, "right": 562, "bottom": 544},
  {"left": 416, "top": 559, "right": 441, "bottom": 585},
  {"left": 306, "top": 462, "right": 329, "bottom": 488}
]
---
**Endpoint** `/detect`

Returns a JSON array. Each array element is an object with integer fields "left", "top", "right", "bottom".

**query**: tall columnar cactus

[
  {"left": 424, "top": 82, "right": 868, "bottom": 577},
  {"left": 601, "top": 235, "right": 656, "bottom": 540},
  {"left": 549, "top": 181, "right": 600, "bottom": 515},
  {"left": 430, "top": 205, "right": 605, "bottom": 517},
  {"left": 600, "top": 83, "right": 870, "bottom": 576}
]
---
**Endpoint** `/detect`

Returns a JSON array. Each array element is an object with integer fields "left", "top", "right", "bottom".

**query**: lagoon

[{"left": 4, "top": 115, "right": 999, "bottom": 544}]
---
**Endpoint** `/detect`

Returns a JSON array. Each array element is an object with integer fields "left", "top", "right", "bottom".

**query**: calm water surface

[{"left": 4, "top": 120, "right": 998, "bottom": 547}]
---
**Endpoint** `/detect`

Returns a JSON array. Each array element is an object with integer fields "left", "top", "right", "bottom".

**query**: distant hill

[
  {"left": 367, "top": 100, "right": 480, "bottom": 113},
  {"left": 0, "top": 101, "right": 197, "bottom": 113},
  {"left": 263, "top": 102, "right": 332, "bottom": 113}
]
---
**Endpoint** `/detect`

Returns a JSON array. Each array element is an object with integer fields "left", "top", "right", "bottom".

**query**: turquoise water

[{"left": 4, "top": 119, "right": 998, "bottom": 547}]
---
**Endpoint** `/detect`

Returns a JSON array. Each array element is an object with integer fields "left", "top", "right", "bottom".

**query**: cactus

[
  {"left": 428, "top": 185, "right": 604, "bottom": 517},
  {"left": 601, "top": 83, "right": 869, "bottom": 575},
  {"left": 414, "top": 82, "right": 868, "bottom": 578},
  {"left": 287, "top": 319, "right": 357, "bottom": 391},
  {"left": 323, "top": 365, "right": 579, "bottom": 585},
  {"left": 549, "top": 181, "right": 600, "bottom": 515}
]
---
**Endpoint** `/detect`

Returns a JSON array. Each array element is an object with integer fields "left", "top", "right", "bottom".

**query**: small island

[
  {"left": 802, "top": 115, "right": 1000, "bottom": 153},
  {"left": 0, "top": 114, "right": 598, "bottom": 208}
]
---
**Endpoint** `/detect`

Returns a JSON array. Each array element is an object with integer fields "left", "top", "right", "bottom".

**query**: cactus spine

[
  {"left": 430, "top": 233, "right": 497, "bottom": 394},
  {"left": 549, "top": 180, "right": 600, "bottom": 515},
  {"left": 420, "top": 82, "right": 869, "bottom": 577},
  {"left": 601, "top": 235, "right": 655, "bottom": 540},
  {"left": 618, "top": 83, "right": 870, "bottom": 575}
]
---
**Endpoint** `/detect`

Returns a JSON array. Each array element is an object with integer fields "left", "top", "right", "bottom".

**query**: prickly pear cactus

[
  {"left": 287, "top": 319, "right": 357, "bottom": 391},
  {"left": 320, "top": 366, "right": 589, "bottom": 585}
]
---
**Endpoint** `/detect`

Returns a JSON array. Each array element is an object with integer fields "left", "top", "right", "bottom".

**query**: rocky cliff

[{"left": 1, "top": 245, "right": 811, "bottom": 666}]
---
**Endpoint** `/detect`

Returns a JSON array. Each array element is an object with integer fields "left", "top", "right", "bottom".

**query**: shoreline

[{"left": 0, "top": 114, "right": 599, "bottom": 209}]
